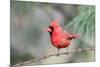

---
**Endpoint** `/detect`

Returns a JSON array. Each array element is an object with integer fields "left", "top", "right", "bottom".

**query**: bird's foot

[
  {"left": 66, "top": 52, "right": 69, "bottom": 55},
  {"left": 57, "top": 54, "right": 60, "bottom": 56}
]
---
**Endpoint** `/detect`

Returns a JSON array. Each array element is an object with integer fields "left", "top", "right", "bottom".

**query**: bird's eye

[
  {"left": 49, "top": 26, "right": 52, "bottom": 28},
  {"left": 49, "top": 26, "right": 53, "bottom": 30},
  {"left": 49, "top": 26, "right": 54, "bottom": 31}
]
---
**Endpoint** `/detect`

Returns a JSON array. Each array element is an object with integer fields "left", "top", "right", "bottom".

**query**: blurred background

[{"left": 10, "top": 1, "right": 95, "bottom": 66}]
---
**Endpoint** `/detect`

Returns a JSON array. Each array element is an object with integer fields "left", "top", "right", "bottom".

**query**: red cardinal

[{"left": 47, "top": 18, "right": 79, "bottom": 56}]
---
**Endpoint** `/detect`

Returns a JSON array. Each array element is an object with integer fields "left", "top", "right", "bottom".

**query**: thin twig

[{"left": 11, "top": 48, "right": 95, "bottom": 67}]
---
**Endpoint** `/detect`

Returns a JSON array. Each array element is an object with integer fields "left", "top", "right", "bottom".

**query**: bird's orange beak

[{"left": 45, "top": 27, "right": 52, "bottom": 32}]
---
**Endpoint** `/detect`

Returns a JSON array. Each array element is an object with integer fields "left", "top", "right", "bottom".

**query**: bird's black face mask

[{"left": 48, "top": 26, "right": 54, "bottom": 36}]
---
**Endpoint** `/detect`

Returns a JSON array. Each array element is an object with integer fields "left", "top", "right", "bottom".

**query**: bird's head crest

[
  {"left": 46, "top": 18, "right": 61, "bottom": 34},
  {"left": 51, "top": 18, "right": 60, "bottom": 27}
]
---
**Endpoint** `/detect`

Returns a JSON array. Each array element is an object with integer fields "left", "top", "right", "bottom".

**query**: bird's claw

[
  {"left": 57, "top": 54, "right": 59, "bottom": 56},
  {"left": 66, "top": 52, "right": 69, "bottom": 55}
]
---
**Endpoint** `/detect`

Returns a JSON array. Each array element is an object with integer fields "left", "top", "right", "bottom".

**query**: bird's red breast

[{"left": 51, "top": 30, "right": 71, "bottom": 48}]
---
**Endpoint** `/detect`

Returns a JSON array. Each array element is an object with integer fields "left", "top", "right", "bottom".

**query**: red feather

[{"left": 47, "top": 18, "right": 79, "bottom": 56}]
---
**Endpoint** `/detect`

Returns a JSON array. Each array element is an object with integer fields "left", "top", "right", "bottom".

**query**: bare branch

[{"left": 11, "top": 48, "right": 95, "bottom": 67}]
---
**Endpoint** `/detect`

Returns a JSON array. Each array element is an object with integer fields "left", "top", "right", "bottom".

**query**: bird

[{"left": 46, "top": 18, "right": 79, "bottom": 56}]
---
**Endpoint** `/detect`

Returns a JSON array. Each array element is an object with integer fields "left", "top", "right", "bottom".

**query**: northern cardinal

[{"left": 47, "top": 18, "right": 79, "bottom": 56}]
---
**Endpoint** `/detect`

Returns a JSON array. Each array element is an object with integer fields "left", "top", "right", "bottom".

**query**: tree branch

[{"left": 11, "top": 48, "right": 95, "bottom": 67}]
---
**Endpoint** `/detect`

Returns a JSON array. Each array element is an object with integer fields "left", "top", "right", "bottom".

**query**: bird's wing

[
  {"left": 64, "top": 31, "right": 80, "bottom": 39},
  {"left": 64, "top": 31, "right": 71, "bottom": 38}
]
